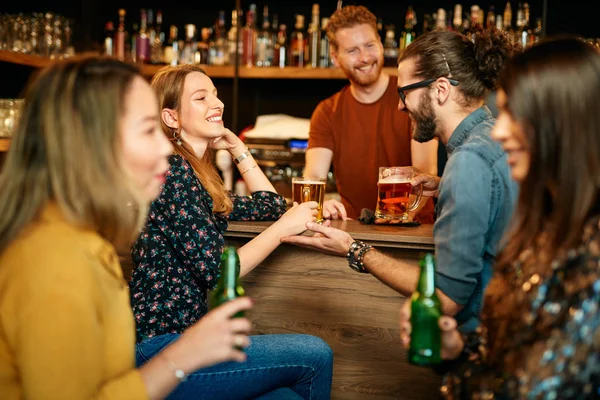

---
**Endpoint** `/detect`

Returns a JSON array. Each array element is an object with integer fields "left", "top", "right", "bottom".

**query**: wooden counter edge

[{"left": 225, "top": 219, "right": 434, "bottom": 250}]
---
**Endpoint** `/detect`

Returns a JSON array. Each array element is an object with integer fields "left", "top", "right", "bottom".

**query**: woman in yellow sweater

[{"left": 0, "top": 56, "right": 254, "bottom": 399}]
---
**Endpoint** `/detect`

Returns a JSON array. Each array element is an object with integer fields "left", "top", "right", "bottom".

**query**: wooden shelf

[
  {"left": 238, "top": 66, "right": 398, "bottom": 79},
  {"left": 0, "top": 50, "right": 398, "bottom": 80},
  {"left": 0, "top": 50, "right": 54, "bottom": 68},
  {"left": 0, "top": 138, "right": 10, "bottom": 152},
  {"left": 140, "top": 63, "right": 235, "bottom": 78}
]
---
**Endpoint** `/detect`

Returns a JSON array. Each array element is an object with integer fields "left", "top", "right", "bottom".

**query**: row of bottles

[
  {"left": 383, "top": 2, "right": 544, "bottom": 66},
  {"left": 102, "top": 2, "right": 544, "bottom": 70},
  {"left": 102, "top": 4, "right": 334, "bottom": 68}
]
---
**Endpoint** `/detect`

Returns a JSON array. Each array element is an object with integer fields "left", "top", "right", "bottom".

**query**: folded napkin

[{"left": 358, "top": 208, "right": 421, "bottom": 227}]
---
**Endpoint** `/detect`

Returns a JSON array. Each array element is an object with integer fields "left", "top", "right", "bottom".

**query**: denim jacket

[{"left": 434, "top": 106, "right": 518, "bottom": 332}]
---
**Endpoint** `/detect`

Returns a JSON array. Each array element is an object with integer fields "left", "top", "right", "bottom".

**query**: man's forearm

[
  {"left": 363, "top": 249, "right": 463, "bottom": 316},
  {"left": 363, "top": 250, "right": 419, "bottom": 297}
]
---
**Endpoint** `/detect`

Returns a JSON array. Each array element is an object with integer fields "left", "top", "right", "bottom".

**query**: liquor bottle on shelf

[
  {"left": 434, "top": 8, "right": 446, "bottom": 31},
  {"left": 211, "top": 10, "right": 228, "bottom": 66},
  {"left": 273, "top": 23, "right": 288, "bottom": 68},
  {"left": 486, "top": 6, "right": 496, "bottom": 30},
  {"left": 114, "top": 9, "right": 128, "bottom": 61},
  {"left": 503, "top": 2, "right": 516, "bottom": 44},
  {"left": 307, "top": 4, "right": 321, "bottom": 68},
  {"left": 452, "top": 4, "right": 463, "bottom": 33},
  {"left": 180, "top": 24, "right": 196, "bottom": 65},
  {"left": 150, "top": 10, "right": 164, "bottom": 64},
  {"left": 400, "top": 6, "right": 416, "bottom": 53},
  {"left": 256, "top": 5, "right": 273, "bottom": 67},
  {"left": 242, "top": 4, "right": 257, "bottom": 67},
  {"left": 520, "top": 3, "right": 533, "bottom": 48},
  {"left": 130, "top": 22, "right": 139, "bottom": 63},
  {"left": 104, "top": 21, "right": 114, "bottom": 56},
  {"left": 532, "top": 17, "right": 543, "bottom": 44},
  {"left": 163, "top": 25, "right": 179, "bottom": 66},
  {"left": 377, "top": 18, "right": 384, "bottom": 42},
  {"left": 228, "top": 9, "right": 243, "bottom": 66},
  {"left": 383, "top": 25, "right": 398, "bottom": 67},
  {"left": 319, "top": 17, "right": 330, "bottom": 68},
  {"left": 197, "top": 27, "right": 211, "bottom": 65},
  {"left": 290, "top": 14, "right": 306, "bottom": 67},
  {"left": 495, "top": 14, "right": 504, "bottom": 31},
  {"left": 136, "top": 9, "right": 150, "bottom": 63},
  {"left": 271, "top": 13, "right": 279, "bottom": 56}
]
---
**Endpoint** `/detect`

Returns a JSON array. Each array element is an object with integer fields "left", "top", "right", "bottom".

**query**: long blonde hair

[
  {"left": 0, "top": 55, "right": 147, "bottom": 254},
  {"left": 150, "top": 64, "right": 232, "bottom": 214}
]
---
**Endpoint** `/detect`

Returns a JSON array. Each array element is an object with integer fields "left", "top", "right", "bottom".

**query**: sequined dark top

[
  {"left": 130, "top": 155, "right": 286, "bottom": 343},
  {"left": 442, "top": 216, "right": 600, "bottom": 399}
]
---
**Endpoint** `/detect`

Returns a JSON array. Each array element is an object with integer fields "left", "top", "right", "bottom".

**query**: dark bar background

[{"left": 1, "top": 0, "right": 595, "bottom": 133}]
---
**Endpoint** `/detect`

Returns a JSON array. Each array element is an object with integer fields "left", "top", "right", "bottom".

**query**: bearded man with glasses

[{"left": 284, "top": 29, "right": 520, "bottom": 334}]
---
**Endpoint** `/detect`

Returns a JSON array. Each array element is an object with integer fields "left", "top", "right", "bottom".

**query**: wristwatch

[{"left": 346, "top": 241, "right": 373, "bottom": 273}]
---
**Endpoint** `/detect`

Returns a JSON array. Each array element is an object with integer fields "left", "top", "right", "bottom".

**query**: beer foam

[
  {"left": 378, "top": 176, "right": 411, "bottom": 184},
  {"left": 295, "top": 180, "right": 326, "bottom": 185}
]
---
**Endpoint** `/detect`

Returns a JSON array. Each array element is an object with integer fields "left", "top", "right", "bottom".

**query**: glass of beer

[
  {"left": 375, "top": 167, "right": 423, "bottom": 222},
  {"left": 292, "top": 176, "right": 326, "bottom": 223}
]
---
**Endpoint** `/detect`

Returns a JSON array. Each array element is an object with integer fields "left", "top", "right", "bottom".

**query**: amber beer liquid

[
  {"left": 375, "top": 178, "right": 413, "bottom": 221},
  {"left": 292, "top": 178, "right": 325, "bottom": 223}
]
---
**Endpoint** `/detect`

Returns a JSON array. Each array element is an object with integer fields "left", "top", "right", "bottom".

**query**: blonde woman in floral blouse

[
  {"left": 130, "top": 64, "right": 333, "bottom": 399},
  {"left": 400, "top": 37, "right": 600, "bottom": 399}
]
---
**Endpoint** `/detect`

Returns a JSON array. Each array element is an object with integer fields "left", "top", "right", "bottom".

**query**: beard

[
  {"left": 342, "top": 60, "right": 384, "bottom": 87},
  {"left": 410, "top": 91, "right": 438, "bottom": 143}
]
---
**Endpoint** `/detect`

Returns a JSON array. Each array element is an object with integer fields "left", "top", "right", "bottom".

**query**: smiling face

[
  {"left": 397, "top": 57, "right": 439, "bottom": 143},
  {"left": 120, "top": 76, "right": 173, "bottom": 201},
  {"left": 491, "top": 89, "right": 531, "bottom": 182},
  {"left": 332, "top": 23, "right": 384, "bottom": 87},
  {"left": 177, "top": 72, "right": 225, "bottom": 142}
]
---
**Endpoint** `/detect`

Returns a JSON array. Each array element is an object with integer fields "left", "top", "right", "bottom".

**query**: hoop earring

[{"left": 172, "top": 130, "right": 182, "bottom": 146}]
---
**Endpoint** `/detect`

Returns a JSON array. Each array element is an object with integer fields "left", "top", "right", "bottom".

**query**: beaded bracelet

[{"left": 346, "top": 240, "right": 373, "bottom": 273}]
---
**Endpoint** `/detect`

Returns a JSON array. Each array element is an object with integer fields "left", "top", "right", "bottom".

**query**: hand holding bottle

[
  {"left": 161, "top": 297, "right": 253, "bottom": 375},
  {"left": 399, "top": 298, "right": 464, "bottom": 361},
  {"left": 401, "top": 253, "right": 464, "bottom": 365}
]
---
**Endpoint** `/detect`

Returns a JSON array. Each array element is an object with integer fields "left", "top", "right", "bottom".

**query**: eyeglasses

[{"left": 397, "top": 77, "right": 459, "bottom": 104}]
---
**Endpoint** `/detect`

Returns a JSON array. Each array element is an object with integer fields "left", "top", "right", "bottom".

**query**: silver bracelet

[
  {"left": 240, "top": 164, "right": 259, "bottom": 175},
  {"left": 233, "top": 147, "right": 251, "bottom": 164}
]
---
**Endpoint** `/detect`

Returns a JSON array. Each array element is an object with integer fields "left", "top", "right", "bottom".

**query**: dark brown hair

[
  {"left": 0, "top": 55, "right": 145, "bottom": 254},
  {"left": 496, "top": 36, "right": 600, "bottom": 270},
  {"left": 151, "top": 64, "right": 232, "bottom": 215},
  {"left": 399, "top": 29, "right": 520, "bottom": 108},
  {"left": 326, "top": 5, "right": 378, "bottom": 50}
]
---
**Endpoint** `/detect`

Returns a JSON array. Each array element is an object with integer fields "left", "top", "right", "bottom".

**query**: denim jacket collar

[{"left": 446, "top": 106, "right": 493, "bottom": 155}]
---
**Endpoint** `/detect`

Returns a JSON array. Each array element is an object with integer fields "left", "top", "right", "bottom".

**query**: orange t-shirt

[{"left": 308, "top": 75, "right": 435, "bottom": 223}]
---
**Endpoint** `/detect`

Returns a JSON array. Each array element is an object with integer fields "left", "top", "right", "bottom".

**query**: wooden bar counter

[{"left": 225, "top": 220, "right": 442, "bottom": 400}]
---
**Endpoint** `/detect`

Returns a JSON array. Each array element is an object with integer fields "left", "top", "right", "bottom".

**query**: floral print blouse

[
  {"left": 130, "top": 155, "right": 286, "bottom": 343},
  {"left": 441, "top": 215, "right": 600, "bottom": 399}
]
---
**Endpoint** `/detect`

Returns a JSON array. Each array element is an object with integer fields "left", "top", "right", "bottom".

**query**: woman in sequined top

[
  {"left": 129, "top": 64, "right": 334, "bottom": 399},
  {"left": 400, "top": 37, "right": 600, "bottom": 399}
]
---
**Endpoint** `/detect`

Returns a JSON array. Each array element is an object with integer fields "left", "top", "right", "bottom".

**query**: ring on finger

[{"left": 233, "top": 335, "right": 245, "bottom": 348}]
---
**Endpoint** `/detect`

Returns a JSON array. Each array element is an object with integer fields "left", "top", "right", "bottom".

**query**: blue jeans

[{"left": 136, "top": 333, "right": 333, "bottom": 400}]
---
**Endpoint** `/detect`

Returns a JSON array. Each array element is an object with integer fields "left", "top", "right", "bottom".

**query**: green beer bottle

[
  {"left": 209, "top": 246, "right": 246, "bottom": 319},
  {"left": 409, "top": 252, "right": 441, "bottom": 366}
]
